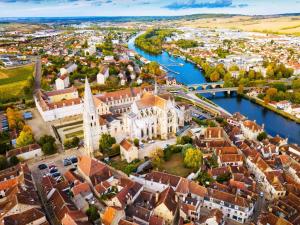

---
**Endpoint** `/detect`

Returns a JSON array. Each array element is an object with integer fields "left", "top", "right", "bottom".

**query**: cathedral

[{"left": 83, "top": 78, "right": 189, "bottom": 156}]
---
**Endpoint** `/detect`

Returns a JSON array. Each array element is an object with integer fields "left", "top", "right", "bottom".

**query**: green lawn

[
  {"left": 0, "top": 64, "right": 34, "bottom": 85},
  {"left": 160, "top": 153, "right": 193, "bottom": 177},
  {"left": 0, "top": 65, "right": 34, "bottom": 103}
]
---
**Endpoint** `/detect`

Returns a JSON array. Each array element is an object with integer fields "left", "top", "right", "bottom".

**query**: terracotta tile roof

[
  {"left": 243, "top": 120, "right": 262, "bottom": 132},
  {"left": 207, "top": 188, "right": 251, "bottom": 208},
  {"left": 259, "top": 212, "right": 293, "bottom": 225},
  {"left": 176, "top": 178, "right": 207, "bottom": 197},
  {"left": 45, "top": 86, "right": 77, "bottom": 97},
  {"left": 6, "top": 143, "right": 40, "bottom": 158},
  {"left": 148, "top": 215, "right": 164, "bottom": 225},
  {"left": 120, "top": 139, "right": 133, "bottom": 151},
  {"left": 72, "top": 182, "right": 91, "bottom": 196},
  {"left": 215, "top": 146, "right": 238, "bottom": 155},
  {"left": 156, "top": 186, "right": 177, "bottom": 215},
  {"left": 3, "top": 208, "right": 46, "bottom": 225},
  {"left": 136, "top": 92, "right": 167, "bottom": 110},
  {"left": 204, "top": 127, "right": 224, "bottom": 139},
  {"left": 145, "top": 171, "right": 181, "bottom": 188},
  {"left": 102, "top": 206, "right": 120, "bottom": 225},
  {"left": 119, "top": 219, "right": 138, "bottom": 225},
  {"left": 219, "top": 154, "right": 243, "bottom": 163},
  {"left": 78, "top": 156, "right": 106, "bottom": 177}
]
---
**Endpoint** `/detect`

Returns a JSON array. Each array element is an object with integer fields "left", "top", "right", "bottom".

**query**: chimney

[
  {"left": 218, "top": 129, "right": 221, "bottom": 138},
  {"left": 209, "top": 130, "right": 212, "bottom": 139}
]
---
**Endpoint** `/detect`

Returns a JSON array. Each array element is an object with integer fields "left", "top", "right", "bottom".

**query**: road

[{"left": 34, "top": 57, "right": 42, "bottom": 93}]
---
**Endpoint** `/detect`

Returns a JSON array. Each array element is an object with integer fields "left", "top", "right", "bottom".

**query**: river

[{"left": 128, "top": 36, "right": 300, "bottom": 144}]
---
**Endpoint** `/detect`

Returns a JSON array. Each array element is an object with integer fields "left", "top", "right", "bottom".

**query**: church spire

[
  {"left": 83, "top": 77, "right": 100, "bottom": 156},
  {"left": 84, "top": 77, "right": 97, "bottom": 115}
]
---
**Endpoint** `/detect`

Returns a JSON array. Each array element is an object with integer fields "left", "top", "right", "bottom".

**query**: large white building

[
  {"left": 35, "top": 87, "right": 83, "bottom": 122},
  {"left": 83, "top": 79, "right": 188, "bottom": 156}
]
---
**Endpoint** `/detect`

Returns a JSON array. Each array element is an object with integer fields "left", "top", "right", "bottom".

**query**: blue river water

[{"left": 128, "top": 36, "right": 300, "bottom": 144}]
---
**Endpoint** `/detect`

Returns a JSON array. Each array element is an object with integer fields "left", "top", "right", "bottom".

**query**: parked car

[
  {"left": 38, "top": 164, "right": 48, "bottom": 170},
  {"left": 63, "top": 159, "right": 72, "bottom": 166},
  {"left": 51, "top": 172, "right": 61, "bottom": 178},
  {"left": 49, "top": 168, "right": 58, "bottom": 174},
  {"left": 69, "top": 156, "right": 78, "bottom": 164}
]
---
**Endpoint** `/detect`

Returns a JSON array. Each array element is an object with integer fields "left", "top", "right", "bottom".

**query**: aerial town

[{"left": 0, "top": 2, "right": 300, "bottom": 225}]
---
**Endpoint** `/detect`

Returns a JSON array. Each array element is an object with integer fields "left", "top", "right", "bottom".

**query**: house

[
  {"left": 3, "top": 208, "right": 48, "bottom": 225},
  {"left": 258, "top": 212, "right": 293, "bottom": 225},
  {"left": 241, "top": 120, "right": 264, "bottom": 140},
  {"left": 60, "top": 63, "right": 77, "bottom": 76},
  {"left": 97, "top": 66, "right": 109, "bottom": 85},
  {"left": 55, "top": 74, "right": 70, "bottom": 90},
  {"left": 203, "top": 188, "right": 255, "bottom": 223},
  {"left": 6, "top": 144, "right": 42, "bottom": 161},
  {"left": 199, "top": 209, "right": 224, "bottom": 225},
  {"left": 153, "top": 187, "right": 178, "bottom": 225},
  {"left": 120, "top": 139, "right": 138, "bottom": 163},
  {"left": 179, "top": 197, "right": 201, "bottom": 222},
  {"left": 101, "top": 206, "right": 125, "bottom": 225},
  {"left": 35, "top": 87, "right": 82, "bottom": 122},
  {"left": 77, "top": 156, "right": 113, "bottom": 187}
]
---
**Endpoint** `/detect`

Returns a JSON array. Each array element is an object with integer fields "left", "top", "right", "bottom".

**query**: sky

[{"left": 0, "top": 0, "right": 299, "bottom": 17}]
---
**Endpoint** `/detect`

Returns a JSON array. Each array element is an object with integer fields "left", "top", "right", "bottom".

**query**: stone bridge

[{"left": 187, "top": 82, "right": 225, "bottom": 90}]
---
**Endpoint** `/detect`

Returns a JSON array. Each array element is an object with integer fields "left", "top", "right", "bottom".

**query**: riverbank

[{"left": 242, "top": 94, "right": 300, "bottom": 124}]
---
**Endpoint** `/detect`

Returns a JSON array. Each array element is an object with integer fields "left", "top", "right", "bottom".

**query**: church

[{"left": 83, "top": 78, "right": 189, "bottom": 156}]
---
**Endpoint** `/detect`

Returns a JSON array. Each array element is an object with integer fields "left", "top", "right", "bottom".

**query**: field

[
  {"left": 160, "top": 153, "right": 193, "bottom": 177},
  {"left": 179, "top": 16, "right": 300, "bottom": 36},
  {"left": 0, "top": 64, "right": 34, "bottom": 103}
]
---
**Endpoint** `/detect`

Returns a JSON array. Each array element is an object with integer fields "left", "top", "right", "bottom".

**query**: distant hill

[{"left": 0, "top": 13, "right": 300, "bottom": 24}]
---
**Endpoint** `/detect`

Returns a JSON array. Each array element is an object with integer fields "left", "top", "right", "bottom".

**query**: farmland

[
  {"left": 0, "top": 65, "right": 34, "bottom": 104},
  {"left": 179, "top": 15, "right": 300, "bottom": 36}
]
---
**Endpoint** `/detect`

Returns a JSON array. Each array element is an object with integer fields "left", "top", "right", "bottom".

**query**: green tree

[
  {"left": 99, "top": 133, "right": 116, "bottom": 153},
  {"left": 133, "top": 138, "right": 139, "bottom": 147},
  {"left": 216, "top": 172, "right": 231, "bottom": 183},
  {"left": 0, "top": 156, "right": 8, "bottom": 171},
  {"left": 151, "top": 148, "right": 164, "bottom": 169},
  {"left": 257, "top": 132, "right": 267, "bottom": 141},
  {"left": 9, "top": 156, "right": 19, "bottom": 166},
  {"left": 86, "top": 205, "right": 99, "bottom": 222},
  {"left": 183, "top": 148, "right": 202, "bottom": 170},
  {"left": 176, "top": 135, "right": 193, "bottom": 145},
  {"left": 38, "top": 135, "right": 57, "bottom": 155},
  {"left": 210, "top": 71, "right": 220, "bottom": 82}
]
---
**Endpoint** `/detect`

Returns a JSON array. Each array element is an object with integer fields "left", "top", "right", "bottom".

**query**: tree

[
  {"left": 86, "top": 205, "right": 99, "bottom": 222},
  {"left": 183, "top": 148, "right": 202, "bottom": 170},
  {"left": 151, "top": 148, "right": 164, "bottom": 169},
  {"left": 0, "top": 156, "right": 8, "bottom": 171},
  {"left": 133, "top": 138, "right": 139, "bottom": 147},
  {"left": 9, "top": 156, "right": 19, "bottom": 166},
  {"left": 210, "top": 71, "right": 220, "bottom": 82},
  {"left": 237, "top": 84, "right": 244, "bottom": 95},
  {"left": 16, "top": 129, "right": 34, "bottom": 147},
  {"left": 176, "top": 135, "right": 193, "bottom": 145},
  {"left": 266, "top": 88, "right": 278, "bottom": 98},
  {"left": 38, "top": 135, "right": 57, "bottom": 155},
  {"left": 264, "top": 95, "right": 270, "bottom": 104},
  {"left": 257, "top": 132, "right": 267, "bottom": 141},
  {"left": 99, "top": 133, "right": 116, "bottom": 153},
  {"left": 216, "top": 172, "right": 231, "bottom": 183}
]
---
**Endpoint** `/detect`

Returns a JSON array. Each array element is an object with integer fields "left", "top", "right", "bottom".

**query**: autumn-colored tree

[
  {"left": 151, "top": 148, "right": 164, "bottom": 169},
  {"left": 210, "top": 71, "right": 220, "bottom": 82},
  {"left": 237, "top": 84, "right": 244, "bottom": 95},
  {"left": 264, "top": 95, "right": 270, "bottom": 104},
  {"left": 16, "top": 126, "right": 34, "bottom": 147},
  {"left": 266, "top": 88, "right": 278, "bottom": 98},
  {"left": 183, "top": 148, "right": 203, "bottom": 170}
]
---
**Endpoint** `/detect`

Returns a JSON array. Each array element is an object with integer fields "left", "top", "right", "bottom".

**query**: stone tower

[{"left": 83, "top": 77, "right": 100, "bottom": 156}]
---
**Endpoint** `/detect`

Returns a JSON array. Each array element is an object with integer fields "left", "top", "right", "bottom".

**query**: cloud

[
  {"left": 165, "top": 0, "right": 233, "bottom": 10},
  {"left": 237, "top": 3, "right": 248, "bottom": 8}
]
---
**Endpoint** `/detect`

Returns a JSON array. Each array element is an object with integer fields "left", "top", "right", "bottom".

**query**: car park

[{"left": 38, "top": 164, "right": 48, "bottom": 170}]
